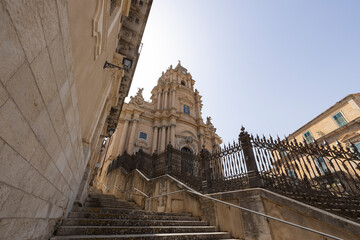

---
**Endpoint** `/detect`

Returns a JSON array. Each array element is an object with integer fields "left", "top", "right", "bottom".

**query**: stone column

[
  {"left": 160, "top": 126, "right": 167, "bottom": 152},
  {"left": 157, "top": 127, "right": 162, "bottom": 152},
  {"left": 151, "top": 126, "right": 158, "bottom": 153},
  {"left": 164, "top": 90, "right": 168, "bottom": 109},
  {"left": 127, "top": 119, "right": 139, "bottom": 154},
  {"left": 166, "top": 127, "right": 170, "bottom": 145},
  {"left": 110, "top": 126, "right": 121, "bottom": 155},
  {"left": 118, "top": 119, "right": 130, "bottom": 154},
  {"left": 195, "top": 99, "right": 202, "bottom": 119},
  {"left": 157, "top": 91, "right": 161, "bottom": 110},
  {"left": 198, "top": 128, "right": 205, "bottom": 149},
  {"left": 170, "top": 125, "right": 176, "bottom": 145},
  {"left": 199, "top": 134, "right": 204, "bottom": 148},
  {"left": 171, "top": 89, "right": 176, "bottom": 108},
  {"left": 161, "top": 90, "right": 165, "bottom": 110}
]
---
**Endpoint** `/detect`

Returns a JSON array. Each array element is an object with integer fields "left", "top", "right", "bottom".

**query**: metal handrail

[
  {"left": 147, "top": 188, "right": 343, "bottom": 240},
  {"left": 148, "top": 189, "right": 185, "bottom": 200},
  {"left": 134, "top": 188, "right": 149, "bottom": 198}
]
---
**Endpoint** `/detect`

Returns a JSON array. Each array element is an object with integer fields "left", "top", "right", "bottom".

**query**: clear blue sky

[{"left": 128, "top": 0, "right": 360, "bottom": 145}]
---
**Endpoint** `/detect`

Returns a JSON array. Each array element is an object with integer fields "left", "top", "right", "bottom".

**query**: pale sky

[{"left": 127, "top": 0, "right": 360, "bottom": 145}]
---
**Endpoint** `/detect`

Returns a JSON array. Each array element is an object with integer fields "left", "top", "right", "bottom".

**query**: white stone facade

[{"left": 101, "top": 62, "right": 222, "bottom": 169}]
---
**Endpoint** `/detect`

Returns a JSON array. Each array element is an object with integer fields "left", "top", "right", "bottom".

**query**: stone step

[
  {"left": 56, "top": 225, "right": 217, "bottom": 235},
  {"left": 52, "top": 193, "right": 236, "bottom": 239},
  {"left": 78, "top": 207, "right": 193, "bottom": 216},
  {"left": 77, "top": 207, "right": 139, "bottom": 213},
  {"left": 88, "top": 194, "right": 124, "bottom": 200},
  {"left": 84, "top": 202, "right": 136, "bottom": 205},
  {"left": 84, "top": 204, "right": 138, "bottom": 209},
  {"left": 84, "top": 201, "right": 139, "bottom": 208},
  {"left": 83, "top": 205, "right": 138, "bottom": 209},
  {"left": 86, "top": 198, "right": 138, "bottom": 204},
  {"left": 51, "top": 231, "right": 232, "bottom": 239},
  {"left": 68, "top": 212, "right": 200, "bottom": 221},
  {"left": 85, "top": 201, "right": 138, "bottom": 206},
  {"left": 62, "top": 218, "right": 208, "bottom": 227},
  {"left": 86, "top": 199, "right": 138, "bottom": 204},
  {"left": 85, "top": 202, "right": 137, "bottom": 206}
]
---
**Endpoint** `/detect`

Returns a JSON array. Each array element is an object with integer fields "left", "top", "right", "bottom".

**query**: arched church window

[
  {"left": 183, "top": 105, "right": 190, "bottom": 115},
  {"left": 181, "top": 81, "right": 186, "bottom": 86},
  {"left": 181, "top": 147, "right": 192, "bottom": 154}
]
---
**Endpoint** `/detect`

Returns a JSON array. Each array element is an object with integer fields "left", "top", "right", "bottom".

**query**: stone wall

[
  {"left": 260, "top": 189, "right": 360, "bottom": 240},
  {"left": 0, "top": 1, "right": 84, "bottom": 239},
  {"left": 0, "top": 0, "right": 152, "bottom": 238}
]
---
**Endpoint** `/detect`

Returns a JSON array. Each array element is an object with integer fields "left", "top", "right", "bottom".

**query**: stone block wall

[{"left": 0, "top": 0, "right": 84, "bottom": 239}]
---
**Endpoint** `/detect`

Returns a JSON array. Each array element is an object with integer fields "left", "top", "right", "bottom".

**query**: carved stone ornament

[
  {"left": 179, "top": 96, "right": 194, "bottom": 107},
  {"left": 158, "top": 77, "right": 166, "bottom": 85},
  {"left": 135, "top": 139, "right": 150, "bottom": 149},
  {"left": 129, "top": 88, "right": 144, "bottom": 105},
  {"left": 176, "top": 134, "right": 198, "bottom": 154},
  {"left": 206, "top": 116, "right": 216, "bottom": 132}
]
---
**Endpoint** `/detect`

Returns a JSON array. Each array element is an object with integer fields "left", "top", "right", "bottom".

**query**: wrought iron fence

[
  {"left": 107, "top": 146, "right": 203, "bottom": 190},
  {"left": 207, "top": 141, "right": 249, "bottom": 193},
  {"left": 106, "top": 127, "right": 360, "bottom": 221},
  {"left": 251, "top": 132, "right": 360, "bottom": 221}
]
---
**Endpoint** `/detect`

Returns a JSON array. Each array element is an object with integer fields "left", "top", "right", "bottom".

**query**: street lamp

[{"left": 103, "top": 57, "right": 133, "bottom": 71}]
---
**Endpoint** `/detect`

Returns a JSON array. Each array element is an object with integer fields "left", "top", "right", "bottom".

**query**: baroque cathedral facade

[{"left": 104, "top": 62, "right": 222, "bottom": 161}]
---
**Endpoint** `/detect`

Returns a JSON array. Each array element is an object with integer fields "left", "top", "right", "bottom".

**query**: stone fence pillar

[{"left": 239, "top": 127, "right": 263, "bottom": 188}]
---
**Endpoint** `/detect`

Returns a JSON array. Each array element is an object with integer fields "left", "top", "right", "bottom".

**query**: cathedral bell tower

[{"left": 106, "top": 62, "right": 222, "bottom": 158}]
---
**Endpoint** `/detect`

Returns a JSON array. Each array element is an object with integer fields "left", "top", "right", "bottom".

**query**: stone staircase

[{"left": 51, "top": 192, "right": 238, "bottom": 239}]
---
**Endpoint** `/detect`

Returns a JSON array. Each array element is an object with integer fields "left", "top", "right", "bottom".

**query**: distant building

[
  {"left": 277, "top": 94, "right": 360, "bottom": 193},
  {"left": 101, "top": 62, "right": 222, "bottom": 167},
  {"left": 288, "top": 93, "right": 360, "bottom": 151}
]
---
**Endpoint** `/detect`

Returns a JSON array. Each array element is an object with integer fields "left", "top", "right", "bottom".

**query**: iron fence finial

[{"left": 241, "top": 125, "right": 245, "bottom": 132}]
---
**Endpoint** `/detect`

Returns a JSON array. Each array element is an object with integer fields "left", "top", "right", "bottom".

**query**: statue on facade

[
  {"left": 206, "top": 116, "right": 212, "bottom": 125},
  {"left": 130, "top": 87, "right": 144, "bottom": 105},
  {"left": 206, "top": 116, "right": 216, "bottom": 132},
  {"left": 136, "top": 88, "right": 143, "bottom": 97}
]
